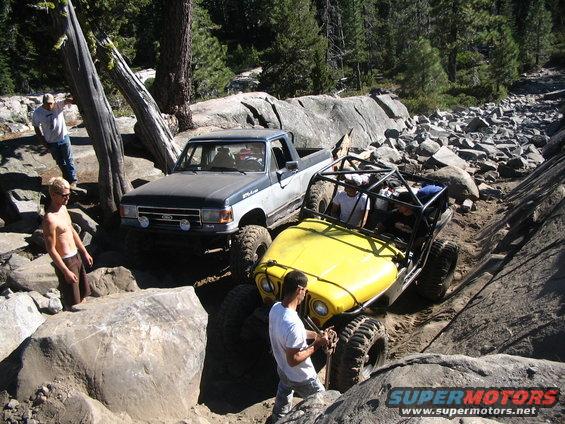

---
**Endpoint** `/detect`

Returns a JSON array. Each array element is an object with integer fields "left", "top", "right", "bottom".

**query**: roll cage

[{"left": 299, "top": 155, "right": 451, "bottom": 271}]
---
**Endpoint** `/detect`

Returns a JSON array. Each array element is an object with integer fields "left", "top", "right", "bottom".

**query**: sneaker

[{"left": 69, "top": 181, "right": 78, "bottom": 189}]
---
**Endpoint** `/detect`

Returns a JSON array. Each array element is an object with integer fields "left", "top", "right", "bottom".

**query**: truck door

[{"left": 266, "top": 138, "right": 302, "bottom": 225}]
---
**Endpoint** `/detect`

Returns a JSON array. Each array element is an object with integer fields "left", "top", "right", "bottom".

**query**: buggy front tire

[{"left": 330, "top": 315, "right": 387, "bottom": 392}]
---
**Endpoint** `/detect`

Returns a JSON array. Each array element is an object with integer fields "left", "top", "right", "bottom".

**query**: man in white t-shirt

[
  {"left": 330, "top": 173, "right": 370, "bottom": 227},
  {"left": 32, "top": 93, "right": 78, "bottom": 186},
  {"left": 268, "top": 270, "right": 331, "bottom": 422}
]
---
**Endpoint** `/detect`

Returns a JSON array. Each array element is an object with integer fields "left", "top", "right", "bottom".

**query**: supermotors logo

[{"left": 386, "top": 387, "right": 560, "bottom": 417}]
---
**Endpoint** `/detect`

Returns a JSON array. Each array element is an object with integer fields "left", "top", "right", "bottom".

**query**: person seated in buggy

[
  {"left": 330, "top": 173, "right": 371, "bottom": 228},
  {"left": 375, "top": 183, "right": 445, "bottom": 245}
]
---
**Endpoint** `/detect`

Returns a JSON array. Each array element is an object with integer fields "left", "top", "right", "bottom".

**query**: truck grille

[{"left": 138, "top": 206, "right": 202, "bottom": 229}]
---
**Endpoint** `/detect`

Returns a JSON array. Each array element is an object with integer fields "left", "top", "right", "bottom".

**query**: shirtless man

[{"left": 43, "top": 177, "right": 93, "bottom": 309}]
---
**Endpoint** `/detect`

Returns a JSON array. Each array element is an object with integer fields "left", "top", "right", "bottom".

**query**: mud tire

[
  {"left": 417, "top": 240, "right": 459, "bottom": 302},
  {"left": 217, "top": 284, "right": 262, "bottom": 353},
  {"left": 230, "top": 225, "right": 272, "bottom": 283},
  {"left": 303, "top": 181, "right": 331, "bottom": 217},
  {"left": 330, "top": 315, "right": 387, "bottom": 392}
]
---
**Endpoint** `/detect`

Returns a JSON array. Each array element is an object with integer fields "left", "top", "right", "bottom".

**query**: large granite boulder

[
  {"left": 427, "top": 146, "right": 469, "bottom": 170},
  {"left": 425, "top": 166, "right": 479, "bottom": 202},
  {"left": 0, "top": 292, "right": 45, "bottom": 362},
  {"left": 188, "top": 92, "right": 408, "bottom": 150},
  {"left": 427, "top": 153, "right": 565, "bottom": 360},
  {"left": 0, "top": 232, "right": 28, "bottom": 258},
  {"left": 16, "top": 287, "right": 207, "bottom": 423},
  {"left": 87, "top": 266, "right": 140, "bottom": 297},
  {"left": 7, "top": 253, "right": 58, "bottom": 294},
  {"left": 290, "top": 354, "right": 564, "bottom": 424}
]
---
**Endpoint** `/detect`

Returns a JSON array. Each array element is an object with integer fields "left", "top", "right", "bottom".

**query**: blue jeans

[
  {"left": 271, "top": 368, "right": 325, "bottom": 421},
  {"left": 48, "top": 135, "right": 77, "bottom": 183}
]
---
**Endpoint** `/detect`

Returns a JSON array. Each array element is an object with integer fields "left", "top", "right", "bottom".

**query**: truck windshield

[{"left": 175, "top": 142, "right": 266, "bottom": 173}]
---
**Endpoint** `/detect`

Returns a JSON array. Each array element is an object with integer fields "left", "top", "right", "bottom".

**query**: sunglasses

[{"left": 57, "top": 192, "right": 71, "bottom": 198}]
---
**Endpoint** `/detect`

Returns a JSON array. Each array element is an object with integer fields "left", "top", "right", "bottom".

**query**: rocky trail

[{"left": 0, "top": 68, "right": 564, "bottom": 423}]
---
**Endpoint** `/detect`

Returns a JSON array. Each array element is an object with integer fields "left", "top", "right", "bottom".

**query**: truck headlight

[
  {"left": 260, "top": 276, "right": 273, "bottom": 293},
  {"left": 313, "top": 300, "right": 328, "bottom": 316},
  {"left": 202, "top": 207, "right": 233, "bottom": 223},
  {"left": 120, "top": 204, "right": 138, "bottom": 218}
]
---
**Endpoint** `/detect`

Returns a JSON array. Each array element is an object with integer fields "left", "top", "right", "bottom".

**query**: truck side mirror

[{"left": 285, "top": 161, "right": 298, "bottom": 171}]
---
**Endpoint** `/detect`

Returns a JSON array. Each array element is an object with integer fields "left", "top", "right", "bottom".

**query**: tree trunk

[
  {"left": 99, "top": 36, "right": 180, "bottom": 173},
  {"left": 51, "top": 0, "right": 132, "bottom": 223},
  {"left": 153, "top": 0, "right": 194, "bottom": 132}
]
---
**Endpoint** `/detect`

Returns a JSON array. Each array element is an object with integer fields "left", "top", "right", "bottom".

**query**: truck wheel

[
  {"left": 417, "top": 240, "right": 459, "bottom": 302},
  {"left": 303, "top": 181, "right": 331, "bottom": 217},
  {"left": 217, "top": 284, "right": 262, "bottom": 374},
  {"left": 125, "top": 230, "right": 151, "bottom": 268},
  {"left": 230, "top": 225, "right": 272, "bottom": 283},
  {"left": 330, "top": 315, "right": 387, "bottom": 392}
]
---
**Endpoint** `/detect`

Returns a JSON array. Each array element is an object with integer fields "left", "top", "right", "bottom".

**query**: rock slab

[
  {"left": 16, "top": 287, "right": 208, "bottom": 423},
  {"left": 295, "top": 354, "right": 564, "bottom": 424},
  {"left": 0, "top": 293, "right": 45, "bottom": 362}
]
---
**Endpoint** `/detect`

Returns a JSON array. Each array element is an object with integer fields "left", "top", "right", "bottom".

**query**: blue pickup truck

[{"left": 120, "top": 129, "right": 333, "bottom": 282}]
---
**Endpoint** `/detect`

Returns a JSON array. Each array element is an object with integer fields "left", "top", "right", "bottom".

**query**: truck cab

[{"left": 120, "top": 129, "right": 332, "bottom": 281}]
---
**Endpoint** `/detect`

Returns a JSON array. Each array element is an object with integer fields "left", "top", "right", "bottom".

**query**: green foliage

[
  {"left": 260, "top": 0, "right": 333, "bottom": 98},
  {"left": 202, "top": 0, "right": 272, "bottom": 49},
  {"left": 522, "top": 0, "right": 554, "bottom": 69},
  {"left": 0, "top": 52, "right": 14, "bottom": 95},
  {"left": 402, "top": 37, "right": 447, "bottom": 96},
  {"left": 192, "top": 0, "right": 233, "bottom": 99},
  {"left": 490, "top": 22, "right": 519, "bottom": 91},
  {"left": 228, "top": 44, "right": 261, "bottom": 73}
]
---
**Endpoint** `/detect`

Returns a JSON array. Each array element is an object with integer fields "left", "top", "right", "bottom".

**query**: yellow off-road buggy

[{"left": 218, "top": 156, "right": 458, "bottom": 392}]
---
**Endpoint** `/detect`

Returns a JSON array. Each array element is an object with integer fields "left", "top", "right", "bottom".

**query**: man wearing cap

[
  {"left": 33, "top": 93, "right": 78, "bottom": 186},
  {"left": 330, "top": 173, "right": 371, "bottom": 227}
]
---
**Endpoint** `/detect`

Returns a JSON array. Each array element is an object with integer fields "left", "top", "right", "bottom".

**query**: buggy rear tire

[
  {"left": 230, "top": 225, "right": 272, "bottom": 283},
  {"left": 330, "top": 315, "right": 387, "bottom": 393},
  {"left": 417, "top": 240, "right": 459, "bottom": 302},
  {"left": 302, "top": 181, "right": 331, "bottom": 218}
]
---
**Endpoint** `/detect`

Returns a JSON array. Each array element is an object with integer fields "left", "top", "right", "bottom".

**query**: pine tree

[
  {"left": 402, "top": 37, "right": 447, "bottom": 96},
  {"left": 0, "top": 0, "right": 14, "bottom": 94},
  {"left": 490, "top": 21, "right": 519, "bottom": 93},
  {"left": 339, "top": 0, "right": 368, "bottom": 90},
  {"left": 522, "top": 0, "right": 553, "bottom": 69},
  {"left": 260, "top": 0, "right": 333, "bottom": 98},
  {"left": 191, "top": 0, "right": 233, "bottom": 99}
]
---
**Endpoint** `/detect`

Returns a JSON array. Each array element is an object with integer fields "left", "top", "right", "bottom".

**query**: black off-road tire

[
  {"left": 303, "top": 181, "right": 331, "bottom": 217},
  {"left": 125, "top": 230, "right": 151, "bottom": 268},
  {"left": 417, "top": 240, "right": 459, "bottom": 302},
  {"left": 217, "top": 284, "right": 262, "bottom": 352},
  {"left": 216, "top": 284, "right": 262, "bottom": 375},
  {"left": 330, "top": 315, "right": 387, "bottom": 393},
  {"left": 230, "top": 225, "right": 272, "bottom": 283}
]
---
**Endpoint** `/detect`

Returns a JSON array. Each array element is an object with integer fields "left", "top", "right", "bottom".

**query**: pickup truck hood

[
  {"left": 122, "top": 172, "right": 269, "bottom": 208},
  {"left": 260, "top": 219, "right": 402, "bottom": 310}
]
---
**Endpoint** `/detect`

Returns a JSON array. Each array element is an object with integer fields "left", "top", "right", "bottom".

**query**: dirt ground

[{"left": 3, "top": 130, "right": 522, "bottom": 423}]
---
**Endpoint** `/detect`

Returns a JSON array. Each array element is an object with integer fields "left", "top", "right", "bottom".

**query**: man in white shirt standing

[
  {"left": 33, "top": 93, "right": 78, "bottom": 187},
  {"left": 268, "top": 270, "right": 331, "bottom": 422}
]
